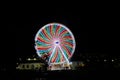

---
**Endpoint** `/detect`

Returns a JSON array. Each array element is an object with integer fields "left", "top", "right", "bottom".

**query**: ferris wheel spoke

[
  {"left": 58, "top": 45, "right": 69, "bottom": 64},
  {"left": 48, "top": 46, "right": 56, "bottom": 64}
]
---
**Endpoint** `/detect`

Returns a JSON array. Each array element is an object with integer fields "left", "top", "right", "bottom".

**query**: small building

[
  {"left": 16, "top": 62, "right": 45, "bottom": 70},
  {"left": 16, "top": 57, "right": 48, "bottom": 71}
]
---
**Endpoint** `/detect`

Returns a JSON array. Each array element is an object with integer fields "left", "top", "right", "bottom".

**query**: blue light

[{"left": 56, "top": 41, "right": 59, "bottom": 44}]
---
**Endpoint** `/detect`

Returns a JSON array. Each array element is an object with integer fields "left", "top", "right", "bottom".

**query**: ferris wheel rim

[{"left": 35, "top": 22, "right": 76, "bottom": 64}]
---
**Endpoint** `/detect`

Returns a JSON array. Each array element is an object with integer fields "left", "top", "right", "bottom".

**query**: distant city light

[
  {"left": 97, "top": 59, "right": 99, "bottom": 62},
  {"left": 104, "top": 59, "right": 107, "bottom": 62},
  {"left": 87, "top": 59, "right": 90, "bottom": 62},
  {"left": 19, "top": 58, "right": 21, "bottom": 61},
  {"left": 27, "top": 58, "right": 31, "bottom": 61},
  {"left": 34, "top": 58, "right": 37, "bottom": 60},
  {"left": 79, "top": 62, "right": 85, "bottom": 67},
  {"left": 112, "top": 59, "right": 114, "bottom": 62}
]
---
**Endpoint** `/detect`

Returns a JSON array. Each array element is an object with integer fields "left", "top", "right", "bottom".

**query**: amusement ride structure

[{"left": 35, "top": 23, "right": 76, "bottom": 70}]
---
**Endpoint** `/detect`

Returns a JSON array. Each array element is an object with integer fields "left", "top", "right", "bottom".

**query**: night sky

[{"left": 9, "top": 7, "right": 119, "bottom": 60}]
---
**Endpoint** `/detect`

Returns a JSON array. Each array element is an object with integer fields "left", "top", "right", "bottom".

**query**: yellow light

[
  {"left": 28, "top": 58, "right": 31, "bottom": 61},
  {"left": 34, "top": 58, "right": 37, "bottom": 60}
]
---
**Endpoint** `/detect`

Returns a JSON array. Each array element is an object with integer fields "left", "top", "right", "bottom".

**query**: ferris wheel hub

[
  {"left": 55, "top": 41, "right": 59, "bottom": 44},
  {"left": 54, "top": 40, "right": 60, "bottom": 45}
]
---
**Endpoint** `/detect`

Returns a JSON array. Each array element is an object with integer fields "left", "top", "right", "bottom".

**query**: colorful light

[{"left": 35, "top": 23, "right": 76, "bottom": 64}]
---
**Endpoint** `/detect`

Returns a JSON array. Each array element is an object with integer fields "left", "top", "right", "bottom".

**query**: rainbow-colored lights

[{"left": 35, "top": 23, "right": 76, "bottom": 64}]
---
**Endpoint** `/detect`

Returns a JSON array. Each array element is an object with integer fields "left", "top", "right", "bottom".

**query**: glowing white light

[
  {"left": 104, "top": 59, "right": 107, "bottom": 62},
  {"left": 27, "top": 58, "right": 31, "bottom": 61},
  {"left": 33, "top": 58, "right": 37, "bottom": 60},
  {"left": 112, "top": 59, "right": 114, "bottom": 62},
  {"left": 48, "top": 46, "right": 56, "bottom": 64}
]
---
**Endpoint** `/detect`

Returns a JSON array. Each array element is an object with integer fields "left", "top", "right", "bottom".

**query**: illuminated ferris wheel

[{"left": 35, "top": 23, "right": 76, "bottom": 68}]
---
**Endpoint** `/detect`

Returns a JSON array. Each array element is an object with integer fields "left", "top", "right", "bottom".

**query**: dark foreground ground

[
  {"left": 1, "top": 67, "right": 120, "bottom": 80},
  {"left": 15, "top": 68, "right": 120, "bottom": 80}
]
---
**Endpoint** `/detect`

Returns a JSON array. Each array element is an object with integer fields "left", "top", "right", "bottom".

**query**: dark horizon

[{"left": 15, "top": 12, "right": 119, "bottom": 58}]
